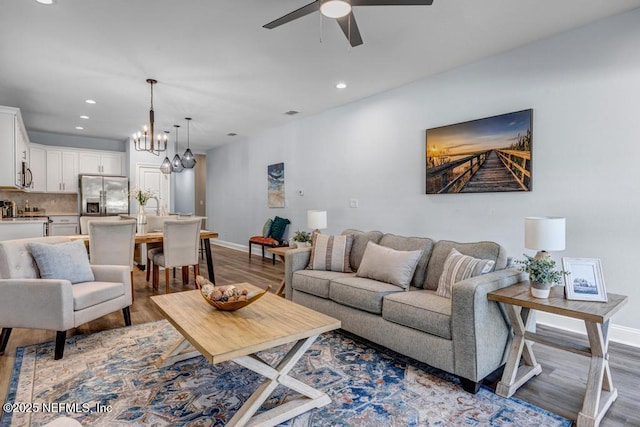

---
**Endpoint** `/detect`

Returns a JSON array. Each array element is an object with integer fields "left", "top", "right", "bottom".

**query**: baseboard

[
  {"left": 536, "top": 312, "right": 640, "bottom": 348},
  {"left": 211, "top": 239, "right": 283, "bottom": 262}
]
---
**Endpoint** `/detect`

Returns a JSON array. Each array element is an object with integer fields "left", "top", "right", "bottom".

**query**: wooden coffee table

[
  {"left": 488, "top": 282, "right": 628, "bottom": 427},
  {"left": 151, "top": 284, "right": 341, "bottom": 427}
]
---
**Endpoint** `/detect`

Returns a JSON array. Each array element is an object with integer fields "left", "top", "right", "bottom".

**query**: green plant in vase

[
  {"left": 291, "top": 230, "right": 312, "bottom": 248},
  {"left": 516, "top": 254, "right": 567, "bottom": 298}
]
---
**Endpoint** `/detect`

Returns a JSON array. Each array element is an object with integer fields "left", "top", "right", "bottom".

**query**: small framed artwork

[{"left": 562, "top": 258, "right": 607, "bottom": 302}]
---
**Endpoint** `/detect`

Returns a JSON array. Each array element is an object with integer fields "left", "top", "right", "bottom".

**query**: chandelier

[{"left": 132, "top": 79, "right": 168, "bottom": 156}]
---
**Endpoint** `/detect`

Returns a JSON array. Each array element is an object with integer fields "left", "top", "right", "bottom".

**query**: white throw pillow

[
  {"left": 436, "top": 248, "right": 495, "bottom": 299},
  {"left": 356, "top": 241, "right": 422, "bottom": 289}
]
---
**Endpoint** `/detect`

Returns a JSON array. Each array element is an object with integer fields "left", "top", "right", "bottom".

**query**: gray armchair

[{"left": 0, "top": 236, "right": 132, "bottom": 360}]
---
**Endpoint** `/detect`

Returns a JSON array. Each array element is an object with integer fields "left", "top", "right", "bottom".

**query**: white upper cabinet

[
  {"left": 78, "top": 151, "right": 124, "bottom": 176},
  {"left": 0, "top": 106, "right": 30, "bottom": 189},
  {"left": 46, "top": 149, "right": 78, "bottom": 193},
  {"left": 29, "top": 144, "right": 47, "bottom": 192}
]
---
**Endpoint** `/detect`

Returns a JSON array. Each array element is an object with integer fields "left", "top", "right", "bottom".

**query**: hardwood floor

[{"left": 1, "top": 244, "right": 638, "bottom": 426}]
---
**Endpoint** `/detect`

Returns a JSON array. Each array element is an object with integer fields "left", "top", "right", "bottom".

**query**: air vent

[
  {"left": 227, "top": 132, "right": 237, "bottom": 136},
  {"left": 284, "top": 110, "right": 299, "bottom": 116}
]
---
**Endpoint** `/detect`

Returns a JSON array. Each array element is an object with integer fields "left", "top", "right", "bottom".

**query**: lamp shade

[
  {"left": 524, "top": 217, "right": 566, "bottom": 251},
  {"left": 307, "top": 210, "right": 327, "bottom": 230}
]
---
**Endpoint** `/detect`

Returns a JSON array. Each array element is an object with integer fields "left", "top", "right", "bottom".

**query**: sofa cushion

[
  {"left": 308, "top": 233, "right": 354, "bottom": 272},
  {"left": 379, "top": 234, "right": 435, "bottom": 288},
  {"left": 329, "top": 276, "right": 403, "bottom": 314},
  {"left": 424, "top": 240, "right": 507, "bottom": 290},
  {"left": 436, "top": 248, "right": 495, "bottom": 299},
  {"left": 356, "top": 241, "right": 422, "bottom": 289},
  {"left": 72, "top": 281, "right": 125, "bottom": 311},
  {"left": 28, "top": 240, "right": 95, "bottom": 284},
  {"left": 382, "top": 289, "right": 452, "bottom": 340},
  {"left": 341, "top": 229, "right": 383, "bottom": 271},
  {"left": 292, "top": 270, "right": 355, "bottom": 299}
]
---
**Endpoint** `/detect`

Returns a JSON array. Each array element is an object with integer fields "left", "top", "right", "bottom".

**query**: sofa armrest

[
  {"left": 91, "top": 265, "right": 132, "bottom": 305},
  {"left": 284, "top": 247, "right": 312, "bottom": 300},
  {"left": 451, "top": 268, "right": 526, "bottom": 382},
  {"left": 0, "top": 278, "right": 75, "bottom": 330}
]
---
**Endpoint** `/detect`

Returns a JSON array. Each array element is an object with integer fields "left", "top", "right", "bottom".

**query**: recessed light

[
  {"left": 75, "top": 126, "right": 84, "bottom": 130},
  {"left": 80, "top": 115, "right": 89, "bottom": 119},
  {"left": 36, "top": 0, "right": 54, "bottom": 4},
  {"left": 336, "top": 82, "right": 347, "bottom": 89},
  {"left": 85, "top": 99, "right": 96, "bottom": 104}
]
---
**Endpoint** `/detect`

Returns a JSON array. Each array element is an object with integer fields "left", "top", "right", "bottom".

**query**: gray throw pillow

[
  {"left": 28, "top": 240, "right": 95, "bottom": 284},
  {"left": 356, "top": 241, "right": 423, "bottom": 289}
]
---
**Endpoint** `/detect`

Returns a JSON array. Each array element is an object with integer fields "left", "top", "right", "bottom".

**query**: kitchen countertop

[{"left": 1, "top": 218, "right": 49, "bottom": 223}]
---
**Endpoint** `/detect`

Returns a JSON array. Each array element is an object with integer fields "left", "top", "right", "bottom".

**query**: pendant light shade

[
  {"left": 160, "top": 156, "right": 172, "bottom": 174},
  {"left": 181, "top": 117, "right": 197, "bottom": 169},
  {"left": 170, "top": 124, "right": 184, "bottom": 173},
  {"left": 160, "top": 130, "right": 172, "bottom": 174}
]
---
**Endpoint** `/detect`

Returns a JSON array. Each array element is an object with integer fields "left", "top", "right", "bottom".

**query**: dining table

[{"left": 70, "top": 229, "right": 219, "bottom": 283}]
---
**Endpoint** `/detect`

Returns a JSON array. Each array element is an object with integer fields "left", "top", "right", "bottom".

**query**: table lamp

[
  {"left": 307, "top": 210, "right": 327, "bottom": 234},
  {"left": 524, "top": 216, "right": 566, "bottom": 259}
]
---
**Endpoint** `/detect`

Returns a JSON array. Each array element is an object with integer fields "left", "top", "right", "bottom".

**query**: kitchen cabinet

[
  {"left": 48, "top": 215, "right": 79, "bottom": 236},
  {"left": 29, "top": 144, "right": 47, "bottom": 192},
  {"left": 0, "top": 219, "right": 46, "bottom": 240},
  {"left": 0, "top": 106, "right": 30, "bottom": 189},
  {"left": 46, "top": 150, "right": 78, "bottom": 193},
  {"left": 78, "top": 151, "right": 124, "bottom": 176}
]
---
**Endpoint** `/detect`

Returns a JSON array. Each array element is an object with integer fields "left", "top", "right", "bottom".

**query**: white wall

[{"left": 206, "top": 10, "right": 640, "bottom": 335}]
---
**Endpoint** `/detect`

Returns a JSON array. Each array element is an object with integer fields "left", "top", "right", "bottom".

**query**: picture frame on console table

[
  {"left": 562, "top": 257, "right": 607, "bottom": 302},
  {"left": 425, "top": 109, "right": 532, "bottom": 194}
]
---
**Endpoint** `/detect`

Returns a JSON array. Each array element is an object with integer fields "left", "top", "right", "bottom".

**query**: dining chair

[
  {"left": 88, "top": 219, "right": 137, "bottom": 301},
  {"left": 144, "top": 215, "right": 178, "bottom": 282},
  {"left": 151, "top": 218, "right": 201, "bottom": 293}
]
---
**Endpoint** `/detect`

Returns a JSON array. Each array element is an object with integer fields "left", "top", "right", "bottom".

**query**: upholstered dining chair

[
  {"left": 151, "top": 218, "right": 201, "bottom": 293},
  {"left": 0, "top": 236, "right": 132, "bottom": 360},
  {"left": 144, "top": 214, "right": 178, "bottom": 282},
  {"left": 88, "top": 219, "right": 137, "bottom": 301}
]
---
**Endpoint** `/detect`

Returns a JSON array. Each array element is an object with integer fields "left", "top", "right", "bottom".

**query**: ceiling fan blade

[
  {"left": 351, "top": 0, "right": 433, "bottom": 5},
  {"left": 263, "top": 1, "right": 320, "bottom": 29},
  {"left": 336, "top": 13, "right": 363, "bottom": 47}
]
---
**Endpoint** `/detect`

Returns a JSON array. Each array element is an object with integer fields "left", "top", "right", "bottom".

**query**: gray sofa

[{"left": 284, "top": 229, "right": 525, "bottom": 393}]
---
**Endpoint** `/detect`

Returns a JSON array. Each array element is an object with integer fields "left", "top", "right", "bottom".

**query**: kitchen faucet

[{"left": 150, "top": 196, "right": 160, "bottom": 215}]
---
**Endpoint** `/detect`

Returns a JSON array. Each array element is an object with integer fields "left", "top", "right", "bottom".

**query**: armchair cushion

[
  {"left": 72, "top": 281, "right": 125, "bottom": 311},
  {"left": 28, "top": 240, "right": 95, "bottom": 284}
]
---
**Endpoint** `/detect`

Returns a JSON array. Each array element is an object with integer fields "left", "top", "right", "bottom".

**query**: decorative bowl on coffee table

[{"left": 197, "top": 276, "right": 271, "bottom": 311}]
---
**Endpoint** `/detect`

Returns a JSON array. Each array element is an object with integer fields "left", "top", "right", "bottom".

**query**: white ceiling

[{"left": 1, "top": 0, "right": 639, "bottom": 152}]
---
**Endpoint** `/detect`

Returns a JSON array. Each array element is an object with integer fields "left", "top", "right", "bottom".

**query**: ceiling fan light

[
  {"left": 181, "top": 148, "right": 197, "bottom": 168},
  {"left": 320, "top": 0, "right": 351, "bottom": 18},
  {"left": 160, "top": 157, "right": 172, "bottom": 174}
]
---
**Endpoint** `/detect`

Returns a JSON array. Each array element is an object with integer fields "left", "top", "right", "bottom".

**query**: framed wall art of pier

[{"left": 426, "top": 109, "right": 533, "bottom": 194}]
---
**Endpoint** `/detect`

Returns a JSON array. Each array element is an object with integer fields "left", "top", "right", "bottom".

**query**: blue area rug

[{"left": 2, "top": 320, "right": 571, "bottom": 426}]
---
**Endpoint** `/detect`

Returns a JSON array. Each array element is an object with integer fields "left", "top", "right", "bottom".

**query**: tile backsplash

[{"left": 0, "top": 191, "right": 78, "bottom": 214}]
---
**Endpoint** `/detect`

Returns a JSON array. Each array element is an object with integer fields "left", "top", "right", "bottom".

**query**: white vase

[{"left": 530, "top": 282, "right": 552, "bottom": 298}]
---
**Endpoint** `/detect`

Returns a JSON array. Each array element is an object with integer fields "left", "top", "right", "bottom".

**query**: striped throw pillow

[
  {"left": 436, "top": 248, "right": 495, "bottom": 299},
  {"left": 307, "top": 233, "right": 354, "bottom": 272}
]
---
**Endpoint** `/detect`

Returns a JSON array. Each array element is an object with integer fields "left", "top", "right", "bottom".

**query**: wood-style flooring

[{"left": 1, "top": 244, "right": 638, "bottom": 426}]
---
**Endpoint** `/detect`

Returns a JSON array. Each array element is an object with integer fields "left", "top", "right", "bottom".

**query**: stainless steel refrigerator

[{"left": 79, "top": 175, "right": 129, "bottom": 216}]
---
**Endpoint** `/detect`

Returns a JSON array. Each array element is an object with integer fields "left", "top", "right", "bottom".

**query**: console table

[{"left": 488, "top": 282, "right": 627, "bottom": 427}]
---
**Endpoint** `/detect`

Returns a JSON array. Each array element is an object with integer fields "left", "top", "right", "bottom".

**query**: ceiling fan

[{"left": 263, "top": 0, "right": 434, "bottom": 47}]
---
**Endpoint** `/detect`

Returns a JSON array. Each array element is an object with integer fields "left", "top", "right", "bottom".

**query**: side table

[
  {"left": 267, "top": 246, "right": 294, "bottom": 297},
  {"left": 488, "top": 282, "right": 628, "bottom": 427}
]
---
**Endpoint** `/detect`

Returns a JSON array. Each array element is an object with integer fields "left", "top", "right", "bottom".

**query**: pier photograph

[{"left": 426, "top": 109, "right": 532, "bottom": 194}]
